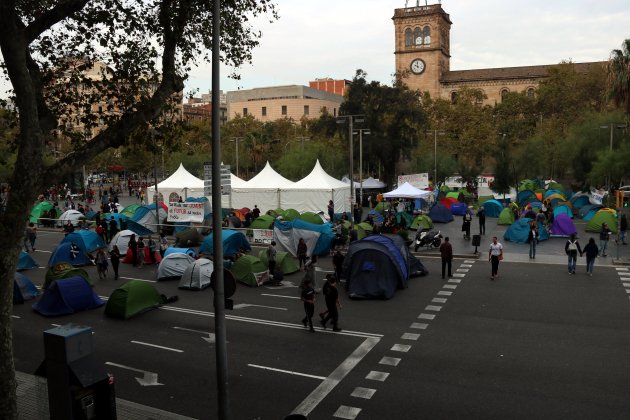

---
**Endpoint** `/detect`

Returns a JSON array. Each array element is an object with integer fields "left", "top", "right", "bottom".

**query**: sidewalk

[{"left": 17, "top": 371, "right": 196, "bottom": 420}]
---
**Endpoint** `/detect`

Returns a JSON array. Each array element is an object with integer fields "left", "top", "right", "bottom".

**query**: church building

[{"left": 393, "top": 2, "right": 603, "bottom": 104}]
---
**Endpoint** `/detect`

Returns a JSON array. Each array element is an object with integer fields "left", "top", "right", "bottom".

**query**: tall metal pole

[
  {"left": 349, "top": 118, "right": 354, "bottom": 228},
  {"left": 211, "top": 0, "right": 230, "bottom": 418},
  {"left": 235, "top": 138, "right": 239, "bottom": 177},
  {"left": 434, "top": 130, "right": 437, "bottom": 189},
  {"left": 359, "top": 130, "right": 363, "bottom": 207}
]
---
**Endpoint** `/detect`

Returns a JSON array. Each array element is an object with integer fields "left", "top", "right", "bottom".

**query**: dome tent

[
  {"left": 497, "top": 207, "right": 515, "bottom": 225},
  {"left": 481, "top": 199, "right": 503, "bottom": 217},
  {"left": 232, "top": 254, "right": 269, "bottom": 286},
  {"left": 199, "top": 229, "right": 251, "bottom": 258},
  {"left": 427, "top": 202, "right": 453, "bottom": 223},
  {"left": 178, "top": 258, "right": 213, "bottom": 290},
  {"left": 550, "top": 213, "right": 577, "bottom": 237},
  {"left": 105, "top": 280, "right": 175, "bottom": 319},
  {"left": 157, "top": 253, "right": 195, "bottom": 281},
  {"left": 586, "top": 209, "right": 618, "bottom": 233},
  {"left": 17, "top": 251, "right": 39, "bottom": 271},
  {"left": 33, "top": 277, "right": 104, "bottom": 316},
  {"left": 61, "top": 231, "right": 106, "bottom": 254},
  {"left": 258, "top": 250, "right": 299, "bottom": 275}
]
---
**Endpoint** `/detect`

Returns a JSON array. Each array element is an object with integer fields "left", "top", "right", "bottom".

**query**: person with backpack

[
  {"left": 565, "top": 234, "right": 582, "bottom": 275},
  {"left": 582, "top": 237, "right": 599, "bottom": 276}
]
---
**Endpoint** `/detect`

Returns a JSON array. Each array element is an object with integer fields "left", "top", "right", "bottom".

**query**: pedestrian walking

[
  {"left": 599, "top": 222, "right": 612, "bottom": 257},
  {"left": 327, "top": 199, "right": 335, "bottom": 222},
  {"left": 95, "top": 248, "right": 109, "bottom": 280},
  {"left": 159, "top": 232, "right": 169, "bottom": 257},
  {"left": 462, "top": 210, "right": 472, "bottom": 240},
  {"left": 477, "top": 206, "right": 486, "bottom": 235},
  {"left": 297, "top": 238, "right": 308, "bottom": 270},
  {"left": 582, "top": 237, "right": 599, "bottom": 276},
  {"left": 110, "top": 245, "right": 121, "bottom": 280},
  {"left": 24, "top": 222, "right": 37, "bottom": 252},
  {"left": 109, "top": 216, "right": 118, "bottom": 243},
  {"left": 321, "top": 275, "right": 342, "bottom": 332},
  {"left": 439, "top": 236, "right": 453, "bottom": 279},
  {"left": 488, "top": 236, "right": 503, "bottom": 280},
  {"left": 137, "top": 236, "right": 145, "bottom": 267},
  {"left": 332, "top": 250, "right": 345, "bottom": 281},
  {"left": 619, "top": 213, "right": 627, "bottom": 245},
  {"left": 528, "top": 222, "right": 538, "bottom": 259},
  {"left": 128, "top": 234, "right": 138, "bottom": 267},
  {"left": 267, "top": 240, "right": 277, "bottom": 276},
  {"left": 147, "top": 236, "right": 158, "bottom": 265},
  {"left": 300, "top": 278, "right": 316, "bottom": 332},
  {"left": 565, "top": 234, "right": 582, "bottom": 274}
]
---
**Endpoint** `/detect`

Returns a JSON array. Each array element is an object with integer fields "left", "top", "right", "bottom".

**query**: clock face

[{"left": 410, "top": 59, "right": 426, "bottom": 75}]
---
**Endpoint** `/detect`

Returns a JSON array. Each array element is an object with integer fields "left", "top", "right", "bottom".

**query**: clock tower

[{"left": 393, "top": 3, "right": 452, "bottom": 99}]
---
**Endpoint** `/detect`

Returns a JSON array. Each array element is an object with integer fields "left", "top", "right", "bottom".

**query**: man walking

[
  {"left": 321, "top": 275, "right": 342, "bottom": 332},
  {"left": 565, "top": 233, "right": 582, "bottom": 274},
  {"left": 477, "top": 206, "right": 486, "bottom": 235},
  {"left": 267, "top": 240, "right": 277, "bottom": 278},
  {"left": 599, "top": 222, "right": 612, "bottom": 257},
  {"left": 439, "top": 236, "right": 453, "bottom": 279},
  {"left": 300, "top": 278, "right": 316, "bottom": 332},
  {"left": 488, "top": 236, "right": 503, "bottom": 280}
]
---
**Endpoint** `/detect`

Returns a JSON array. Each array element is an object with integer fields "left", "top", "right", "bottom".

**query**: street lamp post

[
  {"left": 337, "top": 114, "right": 365, "bottom": 228},
  {"left": 148, "top": 127, "right": 160, "bottom": 234},
  {"left": 230, "top": 137, "right": 243, "bottom": 177},
  {"left": 353, "top": 129, "right": 371, "bottom": 206},
  {"left": 426, "top": 130, "right": 445, "bottom": 191}
]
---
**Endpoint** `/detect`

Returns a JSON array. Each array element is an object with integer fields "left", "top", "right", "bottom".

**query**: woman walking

[
  {"left": 582, "top": 238, "right": 599, "bottom": 276},
  {"left": 488, "top": 236, "right": 503, "bottom": 280},
  {"left": 297, "top": 238, "right": 308, "bottom": 271},
  {"left": 95, "top": 248, "right": 109, "bottom": 280},
  {"left": 110, "top": 245, "right": 121, "bottom": 280}
]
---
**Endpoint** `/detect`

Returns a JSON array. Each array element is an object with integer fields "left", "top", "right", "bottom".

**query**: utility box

[
  {"left": 472, "top": 235, "right": 481, "bottom": 247},
  {"left": 36, "top": 324, "right": 116, "bottom": 420}
]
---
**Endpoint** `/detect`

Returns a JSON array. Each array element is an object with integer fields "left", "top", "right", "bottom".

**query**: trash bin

[{"left": 472, "top": 235, "right": 481, "bottom": 247}]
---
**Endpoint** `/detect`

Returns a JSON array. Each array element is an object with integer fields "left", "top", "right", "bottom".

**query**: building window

[
  {"left": 262, "top": 106, "right": 267, "bottom": 116},
  {"left": 243, "top": 108, "right": 248, "bottom": 116},
  {"left": 526, "top": 87, "right": 535, "bottom": 98},
  {"left": 414, "top": 27, "right": 422, "bottom": 46},
  {"left": 451, "top": 91, "right": 458, "bottom": 104},
  {"left": 304, "top": 105, "right": 309, "bottom": 116},
  {"left": 281, "top": 105, "right": 287, "bottom": 115},
  {"left": 423, "top": 26, "right": 431, "bottom": 46},
  {"left": 405, "top": 28, "right": 413, "bottom": 47},
  {"left": 500, "top": 88, "right": 509, "bottom": 102}
]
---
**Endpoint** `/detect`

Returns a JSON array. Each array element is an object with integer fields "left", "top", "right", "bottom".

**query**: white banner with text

[{"left": 167, "top": 202, "right": 205, "bottom": 223}]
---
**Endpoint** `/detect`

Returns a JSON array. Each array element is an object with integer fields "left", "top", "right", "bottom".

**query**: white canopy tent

[
  {"left": 280, "top": 160, "right": 350, "bottom": 213},
  {"left": 383, "top": 182, "right": 432, "bottom": 199},
  {"left": 148, "top": 163, "right": 205, "bottom": 203},
  {"left": 231, "top": 161, "right": 294, "bottom": 213},
  {"left": 342, "top": 176, "right": 386, "bottom": 189}
]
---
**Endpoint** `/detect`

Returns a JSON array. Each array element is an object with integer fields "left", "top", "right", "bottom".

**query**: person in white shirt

[{"left": 488, "top": 236, "right": 504, "bottom": 280}]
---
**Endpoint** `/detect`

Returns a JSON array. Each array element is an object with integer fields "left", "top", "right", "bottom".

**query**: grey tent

[
  {"left": 178, "top": 258, "right": 214, "bottom": 290},
  {"left": 157, "top": 253, "right": 195, "bottom": 281}
]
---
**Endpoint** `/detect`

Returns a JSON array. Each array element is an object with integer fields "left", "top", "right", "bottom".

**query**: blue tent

[
  {"left": 569, "top": 194, "right": 590, "bottom": 209},
  {"left": 273, "top": 219, "right": 335, "bottom": 257},
  {"left": 427, "top": 203, "right": 454, "bottom": 223},
  {"left": 450, "top": 202, "right": 468, "bottom": 216},
  {"left": 17, "top": 251, "right": 39, "bottom": 271},
  {"left": 104, "top": 213, "right": 129, "bottom": 228},
  {"left": 163, "top": 247, "right": 198, "bottom": 258},
  {"left": 366, "top": 210, "right": 384, "bottom": 225},
  {"left": 199, "top": 229, "right": 251, "bottom": 258},
  {"left": 343, "top": 234, "right": 412, "bottom": 300},
  {"left": 61, "top": 231, "right": 106, "bottom": 253},
  {"left": 579, "top": 204, "right": 602, "bottom": 221},
  {"left": 503, "top": 218, "right": 549, "bottom": 243},
  {"left": 48, "top": 242, "right": 92, "bottom": 267},
  {"left": 553, "top": 204, "right": 573, "bottom": 219},
  {"left": 126, "top": 220, "right": 154, "bottom": 235},
  {"left": 481, "top": 199, "right": 503, "bottom": 217},
  {"left": 32, "top": 276, "right": 104, "bottom": 316},
  {"left": 13, "top": 272, "right": 39, "bottom": 304},
  {"left": 516, "top": 190, "right": 537, "bottom": 207}
]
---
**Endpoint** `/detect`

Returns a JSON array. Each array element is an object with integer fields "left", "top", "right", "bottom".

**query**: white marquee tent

[
  {"left": 148, "top": 163, "right": 205, "bottom": 202},
  {"left": 231, "top": 161, "right": 294, "bottom": 213},
  {"left": 280, "top": 160, "right": 350, "bottom": 213},
  {"left": 383, "top": 182, "right": 432, "bottom": 199}
]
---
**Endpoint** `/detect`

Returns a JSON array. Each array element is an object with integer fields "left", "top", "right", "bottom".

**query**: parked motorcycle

[{"left": 414, "top": 229, "right": 442, "bottom": 251}]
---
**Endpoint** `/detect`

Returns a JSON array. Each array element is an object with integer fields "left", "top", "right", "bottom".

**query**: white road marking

[
  {"left": 379, "top": 356, "right": 401, "bottom": 366},
  {"left": 418, "top": 313, "right": 436, "bottom": 320},
  {"left": 333, "top": 405, "right": 362, "bottom": 419},
  {"left": 350, "top": 387, "right": 376, "bottom": 399},
  {"left": 626, "top": 289, "right": 630, "bottom": 294},
  {"left": 622, "top": 283, "right": 630, "bottom": 288},
  {"left": 232, "top": 303, "right": 287, "bottom": 311},
  {"left": 410, "top": 322, "right": 428, "bottom": 330},
  {"left": 11, "top": 315, "right": 20, "bottom": 319},
  {"left": 34, "top": 250, "right": 52, "bottom": 253},
  {"left": 460, "top": 264, "right": 473, "bottom": 268},
  {"left": 401, "top": 333, "right": 420, "bottom": 340},
  {"left": 464, "top": 260, "right": 477, "bottom": 263},
  {"left": 448, "top": 279, "right": 461, "bottom": 284},
  {"left": 248, "top": 364, "right": 326, "bottom": 380},
  {"left": 365, "top": 371, "right": 389, "bottom": 381},
  {"left": 443, "top": 284, "right": 457, "bottom": 289},
  {"left": 438, "top": 291, "right": 453, "bottom": 296},
  {"left": 264, "top": 282, "right": 298, "bottom": 289},
  {"left": 291, "top": 337, "right": 380, "bottom": 417},
  {"left": 105, "top": 362, "right": 163, "bottom": 386},
  {"left": 391, "top": 344, "right": 411, "bottom": 353},
  {"left": 432, "top": 297, "right": 447, "bottom": 303},
  {"left": 453, "top": 273, "right": 465, "bottom": 278},
  {"left": 131, "top": 340, "right": 184, "bottom": 353},
  {"left": 456, "top": 268, "right": 469, "bottom": 273},
  {"left": 261, "top": 293, "right": 300, "bottom": 299},
  {"left": 172, "top": 326, "right": 216, "bottom": 344},
  {"left": 616, "top": 267, "right": 628, "bottom": 271},
  {"left": 119, "top": 276, "right": 156, "bottom": 283},
  {"left": 425, "top": 305, "right": 442, "bottom": 311}
]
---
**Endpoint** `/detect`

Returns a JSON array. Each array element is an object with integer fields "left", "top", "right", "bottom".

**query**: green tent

[
  {"left": 396, "top": 211, "right": 413, "bottom": 228},
  {"left": 44, "top": 263, "right": 92, "bottom": 289},
  {"left": 232, "top": 254, "right": 269, "bottom": 286},
  {"left": 30, "top": 201, "right": 59, "bottom": 224},
  {"left": 478, "top": 195, "right": 494, "bottom": 205},
  {"left": 258, "top": 250, "right": 299, "bottom": 274},
  {"left": 266, "top": 209, "right": 280, "bottom": 218},
  {"left": 105, "top": 280, "right": 167, "bottom": 319},
  {"left": 250, "top": 214, "right": 275, "bottom": 230},
  {"left": 546, "top": 182, "right": 565, "bottom": 192},
  {"left": 121, "top": 204, "right": 141, "bottom": 217},
  {"left": 518, "top": 179, "right": 536, "bottom": 192},
  {"left": 356, "top": 222, "right": 374, "bottom": 240},
  {"left": 175, "top": 227, "right": 204, "bottom": 247},
  {"left": 410, "top": 215, "right": 433, "bottom": 230},
  {"left": 281, "top": 208, "right": 300, "bottom": 221},
  {"left": 446, "top": 191, "right": 464, "bottom": 201},
  {"left": 498, "top": 207, "right": 515, "bottom": 225},
  {"left": 374, "top": 202, "right": 391, "bottom": 214},
  {"left": 299, "top": 211, "right": 324, "bottom": 225},
  {"left": 439, "top": 185, "right": 451, "bottom": 193},
  {"left": 586, "top": 209, "right": 618, "bottom": 233}
]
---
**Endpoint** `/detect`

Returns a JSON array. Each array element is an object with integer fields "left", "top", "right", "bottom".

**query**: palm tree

[{"left": 606, "top": 39, "right": 630, "bottom": 114}]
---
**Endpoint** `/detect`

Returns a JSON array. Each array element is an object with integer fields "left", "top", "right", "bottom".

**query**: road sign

[{"left": 204, "top": 163, "right": 231, "bottom": 196}]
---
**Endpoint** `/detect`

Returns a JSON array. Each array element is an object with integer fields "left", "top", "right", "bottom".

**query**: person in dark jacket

[
  {"left": 110, "top": 245, "right": 121, "bottom": 280},
  {"left": 619, "top": 213, "right": 628, "bottom": 245},
  {"left": 582, "top": 237, "right": 599, "bottom": 276},
  {"left": 527, "top": 223, "right": 538, "bottom": 259},
  {"left": 300, "top": 278, "right": 316, "bottom": 332},
  {"left": 565, "top": 234, "right": 582, "bottom": 275},
  {"left": 128, "top": 234, "right": 138, "bottom": 267},
  {"left": 439, "top": 236, "right": 453, "bottom": 279},
  {"left": 477, "top": 206, "right": 486, "bottom": 235},
  {"left": 320, "top": 275, "right": 341, "bottom": 332},
  {"left": 599, "top": 222, "right": 612, "bottom": 257}
]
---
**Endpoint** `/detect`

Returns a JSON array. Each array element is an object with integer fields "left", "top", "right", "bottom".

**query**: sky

[{"left": 1, "top": 0, "right": 629, "bottom": 98}]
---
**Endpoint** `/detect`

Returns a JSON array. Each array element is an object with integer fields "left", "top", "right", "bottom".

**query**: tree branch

[{"left": 24, "top": 0, "right": 90, "bottom": 44}]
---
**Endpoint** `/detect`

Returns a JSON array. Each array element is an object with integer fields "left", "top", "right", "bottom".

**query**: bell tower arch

[{"left": 393, "top": 3, "right": 452, "bottom": 99}]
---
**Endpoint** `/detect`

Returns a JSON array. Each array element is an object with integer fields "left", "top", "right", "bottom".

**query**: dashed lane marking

[
  {"left": 379, "top": 357, "right": 401, "bottom": 366},
  {"left": 448, "top": 279, "right": 461, "bottom": 284},
  {"left": 425, "top": 305, "right": 442, "bottom": 311},
  {"left": 418, "top": 313, "right": 436, "bottom": 320},
  {"left": 460, "top": 264, "right": 473, "bottom": 268},
  {"left": 333, "top": 405, "right": 362, "bottom": 419},
  {"left": 261, "top": 293, "right": 300, "bottom": 300},
  {"left": 456, "top": 268, "right": 469, "bottom": 272},
  {"left": 350, "top": 387, "right": 376, "bottom": 399},
  {"left": 365, "top": 371, "right": 390, "bottom": 382},
  {"left": 443, "top": 284, "right": 457, "bottom": 289},
  {"left": 131, "top": 340, "right": 184, "bottom": 353},
  {"left": 401, "top": 333, "right": 420, "bottom": 341},
  {"left": 410, "top": 322, "right": 429, "bottom": 330},
  {"left": 432, "top": 297, "right": 447, "bottom": 303},
  {"left": 437, "top": 291, "right": 453, "bottom": 296},
  {"left": 453, "top": 273, "right": 466, "bottom": 278},
  {"left": 391, "top": 344, "right": 411, "bottom": 353}
]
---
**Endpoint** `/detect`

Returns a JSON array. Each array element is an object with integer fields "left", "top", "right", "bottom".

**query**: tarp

[
  {"left": 231, "top": 161, "right": 295, "bottom": 214},
  {"left": 48, "top": 242, "right": 92, "bottom": 267},
  {"left": 497, "top": 207, "right": 515, "bottom": 225},
  {"left": 273, "top": 219, "right": 335, "bottom": 257},
  {"left": 33, "top": 276, "right": 104, "bottom": 316},
  {"left": 57, "top": 210, "right": 85, "bottom": 227},
  {"left": 17, "top": 251, "right": 39, "bottom": 271},
  {"left": 232, "top": 254, "right": 269, "bottom": 286},
  {"left": 343, "top": 234, "right": 410, "bottom": 300},
  {"left": 61, "top": 231, "right": 107, "bottom": 254},
  {"left": 280, "top": 160, "right": 351, "bottom": 214},
  {"left": 105, "top": 280, "right": 168, "bottom": 319},
  {"left": 13, "top": 272, "right": 39, "bottom": 304},
  {"left": 427, "top": 203, "right": 454, "bottom": 223},
  {"left": 482, "top": 199, "right": 503, "bottom": 217},
  {"left": 258, "top": 250, "right": 299, "bottom": 274},
  {"left": 44, "top": 263, "right": 91, "bottom": 289},
  {"left": 163, "top": 247, "right": 197, "bottom": 258},
  {"left": 550, "top": 213, "right": 577, "bottom": 237},
  {"left": 178, "top": 258, "right": 213, "bottom": 290},
  {"left": 157, "top": 253, "right": 195, "bottom": 281},
  {"left": 383, "top": 182, "right": 431, "bottom": 199},
  {"left": 586, "top": 209, "right": 618, "bottom": 233},
  {"left": 199, "top": 229, "right": 251, "bottom": 258}
]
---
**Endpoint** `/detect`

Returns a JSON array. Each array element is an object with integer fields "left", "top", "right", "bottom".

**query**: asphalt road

[{"left": 12, "top": 228, "right": 630, "bottom": 419}]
